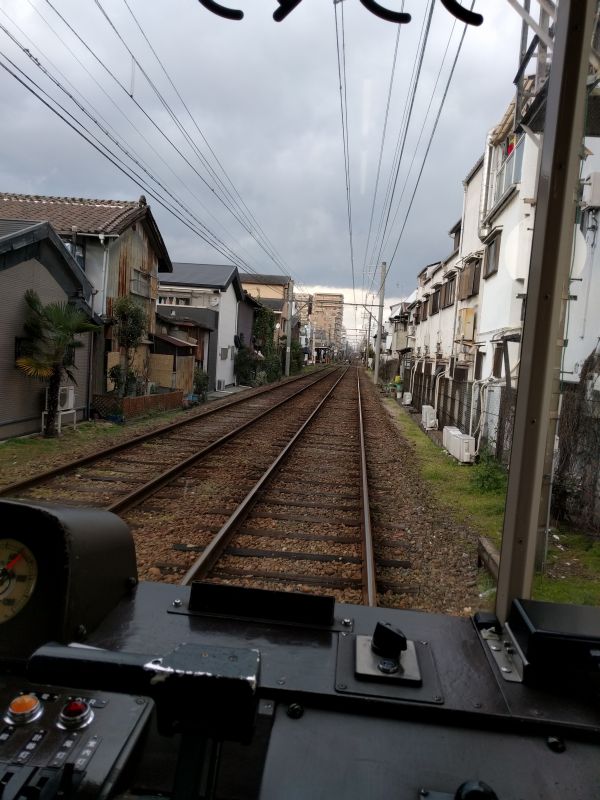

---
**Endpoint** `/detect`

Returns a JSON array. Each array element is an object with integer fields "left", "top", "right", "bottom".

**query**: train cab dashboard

[{"left": 0, "top": 499, "right": 599, "bottom": 800}]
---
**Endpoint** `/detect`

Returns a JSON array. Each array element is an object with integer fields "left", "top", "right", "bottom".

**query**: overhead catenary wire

[
  {"left": 333, "top": 1, "right": 356, "bottom": 300},
  {"left": 0, "top": 21, "right": 260, "bottom": 274},
  {"left": 23, "top": 0, "right": 304, "bottom": 296},
  {"left": 379, "top": 16, "right": 458, "bottom": 256},
  {"left": 0, "top": 54, "right": 258, "bottom": 272},
  {"left": 387, "top": 6, "right": 474, "bottom": 269},
  {"left": 93, "top": 0, "right": 300, "bottom": 286},
  {"left": 120, "top": 0, "right": 297, "bottom": 287},
  {"left": 38, "top": 0, "right": 292, "bottom": 285},
  {"left": 16, "top": 0, "right": 271, "bottom": 275},
  {"left": 333, "top": 0, "right": 357, "bottom": 333},
  {"left": 368, "top": 0, "right": 436, "bottom": 285},
  {"left": 361, "top": 6, "right": 405, "bottom": 293}
]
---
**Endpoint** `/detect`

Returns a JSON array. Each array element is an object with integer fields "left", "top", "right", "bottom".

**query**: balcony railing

[{"left": 491, "top": 135, "right": 524, "bottom": 208}]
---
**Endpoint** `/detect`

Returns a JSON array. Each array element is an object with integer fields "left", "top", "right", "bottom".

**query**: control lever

[
  {"left": 371, "top": 622, "right": 407, "bottom": 660},
  {"left": 355, "top": 621, "right": 421, "bottom": 685}
]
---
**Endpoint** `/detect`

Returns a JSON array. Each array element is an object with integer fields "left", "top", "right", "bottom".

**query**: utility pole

[
  {"left": 365, "top": 308, "right": 372, "bottom": 367},
  {"left": 284, "top": 279, "right": 294, "bottom": 377},
  {"left": 373, "top": 261, "right": 386, "bottom": 384}
]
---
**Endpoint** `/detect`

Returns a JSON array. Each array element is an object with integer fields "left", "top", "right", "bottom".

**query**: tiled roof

[
  {"left": 258, "top": 297, "right": 284, "bottom": 313},
  {"left": 239, "top": 273, "right": 290, "bottom": 285},
  {"left": 167, "top": 262, "right": 237, "bottom": 289},
  {"left": 0, "top": 193, "right": 148, "bottom": 235}
]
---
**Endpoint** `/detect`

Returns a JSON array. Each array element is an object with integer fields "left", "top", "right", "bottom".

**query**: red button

[{"left": 62, "top": 700, "right": 88, "bottom": 719}]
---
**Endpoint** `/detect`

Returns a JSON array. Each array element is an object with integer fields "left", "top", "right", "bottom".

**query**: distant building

[
  {"left": 159, "top": 263, "right": 243, "bottom": 390},
  {"left": 311, "top": 293, "right": 344, "bottom": 353},
  {"left": 239, "top": 273, "right": 292, "bottom": 341}
]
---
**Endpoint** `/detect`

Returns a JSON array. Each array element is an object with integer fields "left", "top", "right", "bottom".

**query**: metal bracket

[
  {"left": 481, "top": 626, "right": 525, "bottom": 683},
  {"left": 355, "top": 636, "right": 422, "bottom": 686}
]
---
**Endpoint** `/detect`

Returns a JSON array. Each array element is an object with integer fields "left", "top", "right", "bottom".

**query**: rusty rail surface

[
  {"left": 0, "top": 368, "right": 335, "bottom": 498},
  {"left": 181, "top": 367, "right": 379, "bottom": 608}
]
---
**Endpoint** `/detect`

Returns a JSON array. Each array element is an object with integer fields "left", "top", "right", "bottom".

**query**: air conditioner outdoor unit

[
  {"left": 446, "top": 430, "right": 476, "bottom": 463},
  {"left": 46, "top": 385, "right": 74, "bottom": 412},
  {"left": 443, "top": 426, "right": 461, "bottom": 450},
  {"left": 401, "top": 392, "right": 412, "bottom": 406},
  {"left": 421, "top": 404, "right": 437, "bottom": 430}
]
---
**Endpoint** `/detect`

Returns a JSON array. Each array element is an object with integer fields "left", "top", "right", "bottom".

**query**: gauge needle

[
  {"left": 0, "top": 551, "right": 22, "bottom": 580},
  {"left": 6, "top": 552, "right": 23, "bottom": 571}
]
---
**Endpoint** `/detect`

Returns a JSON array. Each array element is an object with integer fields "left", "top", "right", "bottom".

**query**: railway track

[
  {"left": 0, "top": 367, "right": 336, "bottom": 509},
  {"left": 4, "top": 366, "right": 417, "bottom": 606},
  {"left": 149, "top": 367, "right": 413, "bottom": 604}
]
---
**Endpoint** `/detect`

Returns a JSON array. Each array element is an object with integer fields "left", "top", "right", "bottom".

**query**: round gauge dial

[{"left": 0, "top": 540, "right": 38, "bottom": 624}]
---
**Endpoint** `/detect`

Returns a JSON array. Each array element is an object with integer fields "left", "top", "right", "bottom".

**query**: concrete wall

[{"left": 216, "top": 286, "right": 238, "bottom": 387}]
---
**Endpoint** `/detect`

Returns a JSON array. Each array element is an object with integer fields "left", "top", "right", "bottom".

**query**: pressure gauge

[{"left": 0, "top": 539, "right": 38, "bottom": 624}]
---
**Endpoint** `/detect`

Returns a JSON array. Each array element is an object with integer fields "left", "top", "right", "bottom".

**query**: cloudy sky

[{"left": 0, "top": 0, "right": 523, "bottom": 342}]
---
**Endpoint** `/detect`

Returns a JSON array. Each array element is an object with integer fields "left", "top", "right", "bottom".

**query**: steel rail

[
  {"left": 106, "top": 368, "right": 343, "bottom": 514},
  {"left": 0, "top": 368, "right": 334, "bottom": 498},
  {"left": 357, "top": 371, "right": 377, "bottom": 606},
  {"left": 180, "top": 368, "right": 350, "bottom": 586}
]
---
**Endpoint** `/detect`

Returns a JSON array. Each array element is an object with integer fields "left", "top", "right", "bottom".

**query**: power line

[
  {"left": 120, "top": 0, "right": 297, "bottom": 286},
  {"left": 370, "top": 0, "right": 436, "bottom": 280},
  {"left": 361, "top": 7, "right": 404, "bottom": 292},
  {"left": 39, "top": 0, "right": 283, "bottom": 278},
  {"left": 0, "top": 20, "right": 258, "bottom": 273},
  {"left": 333, "top": 0, "right": 357, "bottom": 308},
  {"left": 0, "top": 53, "right": 254, "bottom": 270},
  {"left": 380, "top": 16, "right": 458, "bottom": 256},
  {"left": 19, "top": 0, "right": 268, "bottom": 273},
  {"left": 387, "top": 9, "right": 473, "bottom": 267},
  {"left": 93, "top": 0, "right": 298, "bottom": 285}
]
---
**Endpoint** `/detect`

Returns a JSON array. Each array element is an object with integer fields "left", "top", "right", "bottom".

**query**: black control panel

[
  {"left": 1, "top": 500, "right": 599, "bottom": 799},
  {"left": 0, "top": 678, "right": 152, "bottom": 799}
]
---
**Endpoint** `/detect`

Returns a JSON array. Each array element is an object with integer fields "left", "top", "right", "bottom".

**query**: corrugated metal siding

[
  {"left": 0, "top": 258, "right": 91, "bottom": 439},
  {"left": 106, "top": 224, "right": 159, "bottom": 334}
]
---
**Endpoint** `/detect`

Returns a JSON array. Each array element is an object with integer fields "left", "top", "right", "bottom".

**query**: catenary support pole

[
  {"left": 495, "top": 0, "right": 595, "bottom": 622},
  {"left": 284, "top": 279, "right": 294, "bottom": 377},
  {"left": 373, "top": 262, "right": 386, "bottom": 384}
]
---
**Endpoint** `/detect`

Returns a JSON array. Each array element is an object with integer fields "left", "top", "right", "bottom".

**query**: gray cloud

[{"left": 1, "top": 0, "right": 522, "bottom": 302}]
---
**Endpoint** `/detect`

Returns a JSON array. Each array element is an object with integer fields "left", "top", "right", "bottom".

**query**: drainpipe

[
  {"left": 100, "top": 236, "right": 110, "bottom": 318},
  {"left": 86, "top": 289, "right": 98, "bottom": 420},
  {"left": 469, "top": 375, "right": 492, "bottom": 437},
  {"left": 409, "top": 356, "right": 424, "bottom": 396},
  {"left": 433, "top": 368, "right": 447, "bottom": 423},
  {"left": 478, "top": 132, "right": 494, "bottom": 240}
]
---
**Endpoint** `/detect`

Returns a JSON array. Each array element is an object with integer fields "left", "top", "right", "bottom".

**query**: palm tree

[{"left": 16, "top": 289, "right": 100, "bottom": 437}]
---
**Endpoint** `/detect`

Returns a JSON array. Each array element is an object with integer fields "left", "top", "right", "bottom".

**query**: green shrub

[
  {"left": 193, "top": 368, "right": 209, "bottom": 400},
  {"left": 234, "top": 346, "right": 255, "bottom": 385},
  {"left": 471, "top": 446, "right": 507, "bottom": 493}
]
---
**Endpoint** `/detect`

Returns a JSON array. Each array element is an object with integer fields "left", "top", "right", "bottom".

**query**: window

[
  {"left": 414, "top": 305, "right": 421, "bottom": 325},
  {"left": 491, "top": 134, "right": 524, "bottom": 208},
  {"left": 430, "top": 288, "right": 441, "bottom": 315},
  {"left": 441, "top": 276, "right": 456, "bottom": 308},
  {"left": 421, "top": 297, "right": 429, "bottom": 321},
  {"left": 474, "top": 350, "right": 484, "bottom": 380},
  {"left": 64, "top": 240, "right": 85, "bottom": 270},
  {"left": 131, "top": 268, "right": 151, "bottom": 298},
  {"left": 458, "top": 258, "right": 481, "bottom": 300},
  {"left": 492, "top": 343, "right": 503, "bottom": 378},
  {"left": 484, "top": 234, "right": 501, "bottom": 278}
]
